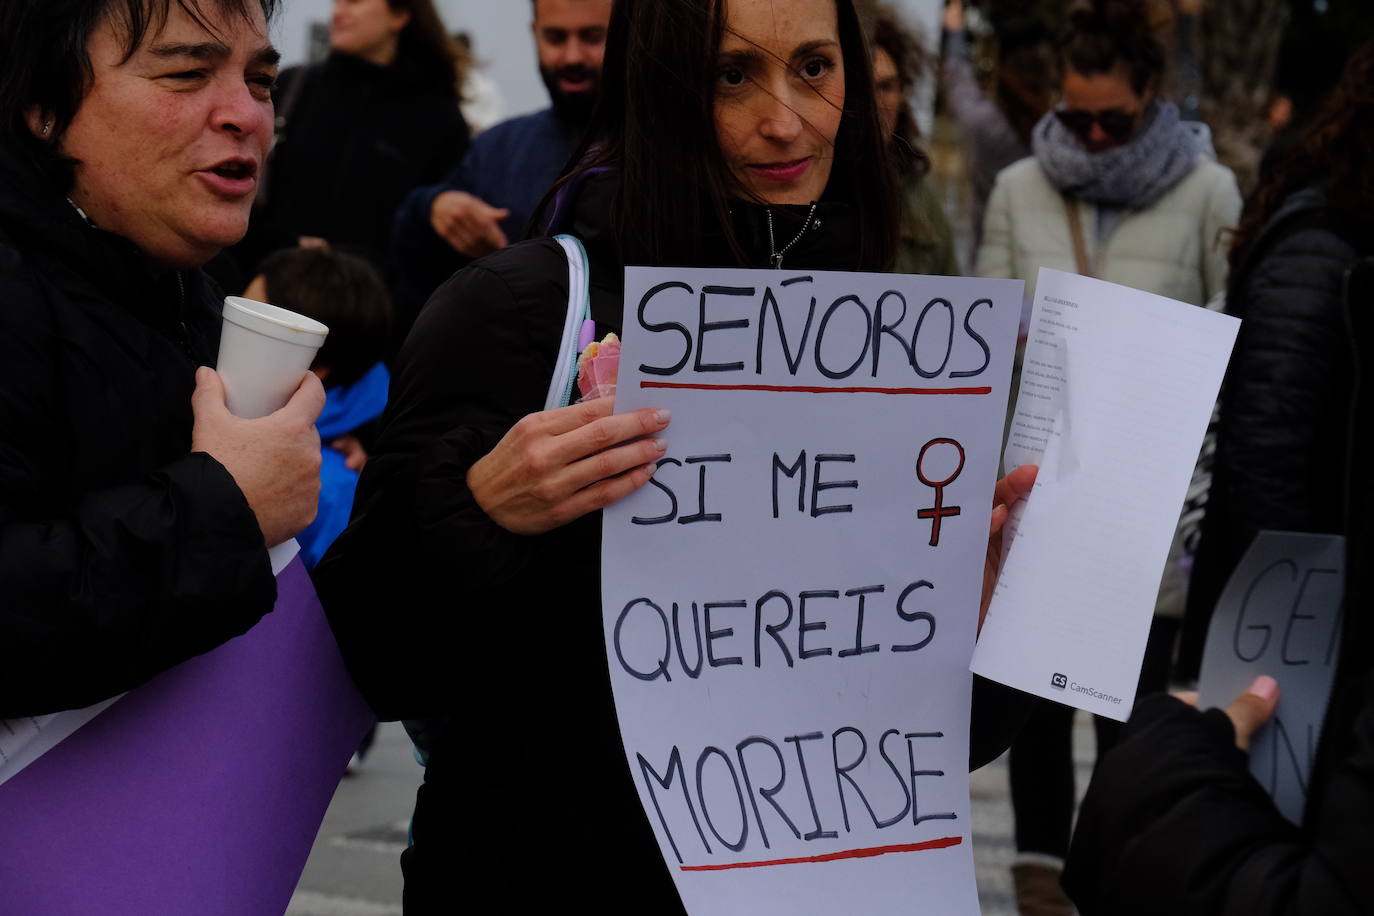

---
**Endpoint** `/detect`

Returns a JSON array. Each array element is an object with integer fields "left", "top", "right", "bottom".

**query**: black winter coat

[
  {"left": 1184, "top": 186, "right": 1371, "bottom": 671},
  {"left": 232, "top": 53, "right": 469, "bottom": 279},
  {"left": 0, "top": 149, "right": 275, "bottom": 718},
  {"left": 1063, "top": 188, "right": 1374, "bottom": 915},
  {"left": 315, "top": 175, "right": 1032, "bottom": 912}
]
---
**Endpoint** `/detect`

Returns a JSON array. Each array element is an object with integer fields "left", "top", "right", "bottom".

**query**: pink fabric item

[{"left": 576, "top": 334, "right": 621, "bottom": 401}]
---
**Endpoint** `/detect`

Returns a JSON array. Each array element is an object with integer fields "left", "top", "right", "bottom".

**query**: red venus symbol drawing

[{"left": 916, "top": 438, "right": 965, "bottom": 547}]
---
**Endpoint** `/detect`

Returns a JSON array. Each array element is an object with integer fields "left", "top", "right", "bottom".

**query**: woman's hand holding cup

[
  {"left": 191, "top": 367, "right": 326, "bottom": 547},
  {"left": 467, "top": 398, "right": 671, "bottom": 535}
]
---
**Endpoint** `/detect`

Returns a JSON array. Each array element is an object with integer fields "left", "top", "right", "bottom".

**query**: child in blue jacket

[{"left": 245, "top": 248, "right": 392, "bottom": 569}]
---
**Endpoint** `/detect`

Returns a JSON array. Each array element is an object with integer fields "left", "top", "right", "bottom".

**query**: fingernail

[
  {"left": 1248, "top": 675, "right": 1279, "bottom": 702},
  {"left": 652, "top": 437, "right": 668, "bottom": 453},
  {"left": 644, "top": 463, "right": 659, "bottom": 477},
  {"left": 654, "top": 409, "right": 671, "bottom": 425}
]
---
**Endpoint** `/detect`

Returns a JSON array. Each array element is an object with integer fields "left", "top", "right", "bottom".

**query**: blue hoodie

[{"left": 297, "top": 362, "right": 389, "bottom": 568}]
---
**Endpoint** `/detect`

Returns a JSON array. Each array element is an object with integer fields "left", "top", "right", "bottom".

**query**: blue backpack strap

[{"left": 546, "top": 234, "right": 594, "bottom": 410}]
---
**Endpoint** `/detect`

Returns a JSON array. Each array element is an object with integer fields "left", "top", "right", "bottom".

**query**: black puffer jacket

[
  {"left": 0, "top": 148, "right": 275, "bottom": 718},
  {"left": 232, "top": 52, "right": 469, "bottom": 279},
  {"left": 315, "top": 174, "right": 1032, "bottom": 912},
  {"left": 1185, "top": 186, "right": 1370, "bottom": 658},
  {"left": 1063, "top": 188, "right": 1374, "bottom": 915}
]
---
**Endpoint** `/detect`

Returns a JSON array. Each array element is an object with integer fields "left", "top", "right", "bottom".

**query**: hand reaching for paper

[
  {"left": 981, "top": 464, "right": 1038, "bottom": 632},
  {"left": 467, "top": 397, "right": 672, "bottom": 535}
]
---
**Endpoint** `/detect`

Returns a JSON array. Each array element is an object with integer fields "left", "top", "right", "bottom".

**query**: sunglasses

[{"left": 1054, "top": 107, "right": 1139, "bottom": 144}]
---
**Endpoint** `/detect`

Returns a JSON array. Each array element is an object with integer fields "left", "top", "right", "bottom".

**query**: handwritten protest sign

[
  {"left": 1198, "top": 531, "right": 1345, "bottom": 825},
  {"left": 602, "top": 267, "right": 1022, "bottom": 914}
]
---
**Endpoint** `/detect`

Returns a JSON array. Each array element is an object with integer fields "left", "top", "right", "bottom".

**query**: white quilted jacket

[{"left": 977, "top": 155, "right": 1242, "bottom": 306}]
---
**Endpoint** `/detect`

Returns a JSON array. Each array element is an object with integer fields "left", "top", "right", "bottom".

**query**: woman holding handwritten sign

[{"left": 315, "top": 0, "right": 1034, "bottom": 910}]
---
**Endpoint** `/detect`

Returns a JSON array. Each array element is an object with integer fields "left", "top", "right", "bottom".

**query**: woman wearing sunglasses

[
  {"left": 978, "top": 0, "right": 1239, "bottom": 308},
  {"left": 975, "top": 1, "right": 1241, "bottom": 913}
]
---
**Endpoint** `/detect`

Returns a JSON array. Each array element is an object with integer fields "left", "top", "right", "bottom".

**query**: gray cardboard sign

[{"left": 1197, "top": 531, "right": 1345, "bottom": 825}]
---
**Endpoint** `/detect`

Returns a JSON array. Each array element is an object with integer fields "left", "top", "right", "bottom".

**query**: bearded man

[{"left": 389, "top": 0, "right": 612, "bottom": 350}]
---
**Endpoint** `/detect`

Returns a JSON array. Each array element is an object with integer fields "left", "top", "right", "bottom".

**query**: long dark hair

[
  {"left": 870, "top": 3, "right": 931, "bottom": 179},
  {"left": 386, "top": 0, "right": 459, "bottom": 97},
  {"left": 0, "top": 0, "right": 278, "bottom": 189},
  {"left": 1229, "top": 39, "right": 1374, "bottom": 271},
  {"left": 552, "top": 0, "right": 898, "bottom": 271}
]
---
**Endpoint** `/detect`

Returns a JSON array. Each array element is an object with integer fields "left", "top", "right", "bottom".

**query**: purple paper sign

[{"left": 0, "top": 557, "right": 374, "bottom": 916}]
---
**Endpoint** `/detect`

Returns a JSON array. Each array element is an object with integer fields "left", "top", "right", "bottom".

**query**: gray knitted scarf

[{"left": 1031, "top": 100, "right": 1211, "bottom": 210}]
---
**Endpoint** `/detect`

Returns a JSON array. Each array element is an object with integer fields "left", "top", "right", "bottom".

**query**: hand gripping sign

[{"left": 602, "top": 267, "right": 1022, "bottom": 915}]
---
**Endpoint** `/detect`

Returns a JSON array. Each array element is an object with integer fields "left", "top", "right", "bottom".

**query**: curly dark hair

[
  {"left": 1063, "top": 0, "right": 1166, "bottom": 94},
  {"left": 1228, "top": 38, "right": 1374, "bottom": 272}
]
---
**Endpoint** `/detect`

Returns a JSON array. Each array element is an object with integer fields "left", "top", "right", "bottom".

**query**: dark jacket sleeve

[
  {"left": 0, "top": 270, "right": 275, "bottom": 718},
  {"left": 1214, "top": 225, "right": 1352, "bottom": 534},
  {"left": 388, "top": 148, "right": 479, "bottom": 347},
  {"left": 1063, "top": 684, "right": 1374, "bottom": 915},
  {"left": 316, "top": 244, "right": 565, "bottom": 720},
  {"left": 387, "top": 92, "right": 470, "bottom": 259},
  {"left": 1185, "top": 222, "right": 1357, "bottom": 674},
  {"left": 420, "top": 102, "right": 471, "bottom": 192},
  {"left": 391, "top": 126, "right": 485, "bottom": 268},
  {"left": 969, "top": 674, "right": 1034, "bottom": 770}
]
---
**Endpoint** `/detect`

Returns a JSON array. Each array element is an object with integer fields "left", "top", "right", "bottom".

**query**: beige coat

[
  {"left": 977, "top": 155, "right": 1241, "bottom": 306},
  {"left": 977, "top": 154, "right": 1242, "bottom": 618}
]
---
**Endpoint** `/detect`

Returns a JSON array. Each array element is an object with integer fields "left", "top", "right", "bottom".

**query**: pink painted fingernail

[
  {"left": 654, "top": 409, "right": 671, "bottom": 424},
  {"left": 644, "top": 463, "right": 659, "bottom": 477},
  {"left": 1248, "top": 675, "right": 1279, "bottom": 702},
  {"left": 652, "top": 438, "right": 668, "bottom": 452}
]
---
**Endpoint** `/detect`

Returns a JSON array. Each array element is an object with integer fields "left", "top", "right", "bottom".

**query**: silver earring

[{"left": 41, "top": 120, "right": 52, "bottom": 136}]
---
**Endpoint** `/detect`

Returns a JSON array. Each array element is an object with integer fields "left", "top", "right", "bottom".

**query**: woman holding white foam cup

[{"left": 0, "top": 0, "right": 325, "bottom": 717}]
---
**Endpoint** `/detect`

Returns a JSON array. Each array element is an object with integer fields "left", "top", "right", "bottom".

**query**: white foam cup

[{"left": 216, "top": 296, "right": 329, "bottom": 419}]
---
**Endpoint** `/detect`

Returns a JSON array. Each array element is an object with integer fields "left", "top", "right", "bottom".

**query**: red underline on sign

[
  {"left": 640, "top": 382, "right": 992, "bottom": 396},
  {"left": 679, "top": 836, "right": 964, "bottom": 872}
]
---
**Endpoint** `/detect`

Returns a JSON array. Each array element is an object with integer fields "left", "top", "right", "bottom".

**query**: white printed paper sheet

[{"left": 972, "top": 269, "right": 1239, "bottom": 719}]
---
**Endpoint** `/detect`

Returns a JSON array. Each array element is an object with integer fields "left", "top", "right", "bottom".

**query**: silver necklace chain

[
  {"left": 766, "top": 201, "right": 819, "bottom": 269},
  {"left": 66, "top": 198, "right": 96, "bottom": 228}
]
